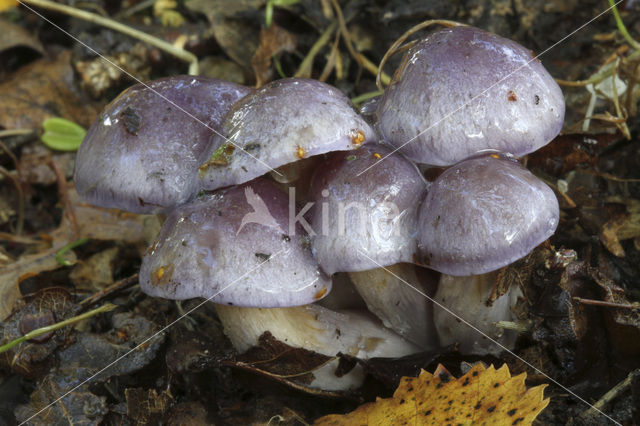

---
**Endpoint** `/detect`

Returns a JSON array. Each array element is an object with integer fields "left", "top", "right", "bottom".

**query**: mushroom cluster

[{"left": 74, "top": 26, "right": 565, "bottom": 389}]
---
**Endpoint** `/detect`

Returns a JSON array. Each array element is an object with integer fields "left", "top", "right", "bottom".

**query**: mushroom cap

[
  {"left": 376, "top": 26, "right": 565, "bottom": 166},
  {"left": 198, "top": 78, "right": 376, "bottom": 190},
  {"left": 418, "top": 154, "right": 559, "bottom": 276},
  {"left": 74, "top": 76, "right": 252, "bottom": 214},
  {"left": 309, "top": 145, "right": 426, "bottom": 274},
  {"left": 139, "top": 178, "right": 331, "bottom": 308}
]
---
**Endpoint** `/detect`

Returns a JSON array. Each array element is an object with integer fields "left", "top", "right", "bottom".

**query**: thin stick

[
  {"left": 376, "top": 19, "right": 465, "bottom": 90},
  {"left": 79, "top": 274, "right": 139, "bottom": 307},
  {"left": 294, "top": 21, "right": 337, "bottom": 78},
  {"left": 318, "top": 30, "right": 341, "bottom": 81},
  {"left": 573, "top": 297, "right": 640, "bottom": 309},
  {"left": 583, "top": 370, "right": 636, "bottom": 418},
  {"left": 0, "top": 129, "right": 34, "bottom": 138},
  {"left": 557, "top": 49, "right": 640, "bottom": 87},
  {"left": 329, "top": 0, "right": 390, "bottom": 86},
  {"left": 0, "top": 303, "right": 117, "bottom": 354},
  {"left": 18, "top": 0, "right": 199, "bottom": 75}
]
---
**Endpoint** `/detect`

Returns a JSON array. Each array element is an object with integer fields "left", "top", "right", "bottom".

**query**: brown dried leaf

[
  {"left": 315, "top": 364, "right": 549, "bottom": 426},
  {"left": 236, "top": 332, "right": 333, "bottom": 386},
  {"left": 251, "top": 24, "right": 296, "bottom": 86},
  {"left": 15, "top": 313, "right": 165, "bottom": 424},
  {"left": 592, "top": 270, "right": 640, "bottom": 356},
  {"left": 185, "top": 0, "right": 263, "bottom": 70},
  {"left": 0, "top": 186, "right": 159, "bottom": 320},
  {"left": 0, "top": 51, "right": 101, "bottom": 130},
  {"left": 14, "top": 371, "right": 108, "bottom": 425},
  {"left": 600, "top": 197, "right": 640, "bottom": 258},
  {"left": 125, "top": 388, "right": 174, "bottom": 425},
  {"left": 0, "top": 288, "right": 74, "bottom": 376},
  {"left": 0, "top": 19, "right": 43, "bottom": 56}
]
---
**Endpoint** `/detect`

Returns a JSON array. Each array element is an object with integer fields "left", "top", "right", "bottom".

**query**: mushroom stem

[
  {"left": 215, "top": 303, "right": 421, "bottom": 390},
  {"left": 348, "top": 264, "right": 438, "bottom": 349},
  {"left": 433, "top": 272, "right": 522, "bottom": 355}
]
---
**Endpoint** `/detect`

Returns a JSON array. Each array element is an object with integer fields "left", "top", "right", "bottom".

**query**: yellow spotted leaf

[
  {"left": 315, "top": 363, "right": 549, "bottom": 426},
  {"left": 0, "top": 0, "right": 17, "bottom": 12}
]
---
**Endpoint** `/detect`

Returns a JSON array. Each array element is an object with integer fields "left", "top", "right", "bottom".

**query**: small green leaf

[{"left": 41, "top": 117, "right": 86, "bottom": 151}]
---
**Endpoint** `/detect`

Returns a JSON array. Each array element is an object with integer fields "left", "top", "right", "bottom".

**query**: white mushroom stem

[
  {"left": 215, "top": 304, "right": 421, "bottom": 391},
  {"left": 348, "top": 264, "right": 438, "bottom": 349},
  {"left": 433, "top": 272, "right": 522, "bottom": 356}
]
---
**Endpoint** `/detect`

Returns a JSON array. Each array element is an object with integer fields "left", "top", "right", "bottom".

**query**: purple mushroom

[
  {"left": 198, "top": 78, "right": 376, "bottom": 190},
  {"left": 74, "top": 76, "right": 252, "bottom": 213},
  {"left": 376, "top": 26, "right": 565, "bottom": 165},
  {"left": 140, "top": 178, "right": 331, "bottom": 307},
  {"left": 417, "top": 153, "right": 559, "bottom": 276},
  {"left": 308, "top": 145, "right": 426, "bottom": 275}
]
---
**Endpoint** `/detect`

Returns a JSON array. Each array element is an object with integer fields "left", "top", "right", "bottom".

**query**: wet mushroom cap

[
  {"left": 418, "top": 154, "right": 559, "bottom": 276},
  {"left": 309, "top": 145, "right": 426, "bottom": 274},
  {"left": 376, "top": 26, "right": 565, "bottom": 166},
  {"left": 140, "top": 178, "right": 331, "bottom": 307},
  {"left": 198, "top": 78, "right": 376, "bottom": 191},
  {"left": 74, "top": 76, "right": 252, "bottom": 214}
]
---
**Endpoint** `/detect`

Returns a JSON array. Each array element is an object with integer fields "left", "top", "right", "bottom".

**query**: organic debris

[{"left": 315, "top": 363, "right": 548, "bottom": 426}]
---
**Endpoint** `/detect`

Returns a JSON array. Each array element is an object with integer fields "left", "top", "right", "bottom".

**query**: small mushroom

[
  {"left": 198, "top": 78, "right": 376, "bottom": 190},
  {"left": 309, "top": 145, "right": 426, "bottom": 274},
  {"left": 376, "top": 26, "right": 565, "bottom": 165},
  {"left": 433, "top": 272, "right": 522, "bottom": 355},
  {"left": 139, "top": 178, "right": 330, "bottom": 307},
  {"left": 418, "top": 154, "right": 559, "bottom": 276},
  {"left": 74, "top": 76, "right": 252, "bottom": 213}
]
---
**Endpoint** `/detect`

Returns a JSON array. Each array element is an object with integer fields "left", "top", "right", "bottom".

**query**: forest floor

[{"left": 1, "top": 0, "right": 640, "bottom": 424}]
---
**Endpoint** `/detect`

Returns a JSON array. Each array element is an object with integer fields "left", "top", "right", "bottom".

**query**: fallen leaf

[
  {"left": 251, "top": 24, "right": 296, "bottom": 86},
  {"left": 315, "top": 363, "right": 549, "bottom": 426},
  {"left": 14, "top": 312, "right": 165, "bottom": 424},
  {"left": 0, "top": 186, "right": 160, "bottom": 320},
  {"left": 126, "top": 388, "right": 173, "bottom": 424},
  {"left": 186, "top": 0, "right": 263, "bottom": 71},
  {"left": 600, "top": 197, "right": 640, "bottom": 258},
  {"left": 0, "top": 288, "right": 74, "bottom": 376},
  {"left": 0, "top": 18, "right": 43, "bottom": 56},
  {"left": 0, "top": 0, "right": 17, "bottom": 13},
  {"left": 0, "top": 50, "right": 101, "bottom": 130}
]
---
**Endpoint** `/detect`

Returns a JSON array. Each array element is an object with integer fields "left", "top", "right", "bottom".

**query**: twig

[
  {"left": 318, "top": 30, "right": 341, "bottom": 81},
  {"left": 0, "top": 303, "right": 117, "bottom": 354},
  {"left": 49, "top": 158, "right": 79, "bottom": 239},
  {"left": 557, "top": 49, "right": 640, "bottom": 87},
  {"left": 0, "top": 129, "right": 34, "bottom": 138},
  {"left": 79, "top": 274, "right": 139, "bottom": 307},
  {"left": 294, "top": 21, "right": 337, "bottom": 78},
  {"left": 376, "top": 19, "right": 464, "bottom": 90},
  {"left": 582, "top": 370, "right": 638, "bottom": 419},
  {"left": 573, "top": 297, "right": 640, "bottom": 309},
  {"left": 18, "top": 0, "right": 199, "bottom": 75},
  {"left": 328, "top": 0, "right": 390, "bottom": 86}
]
